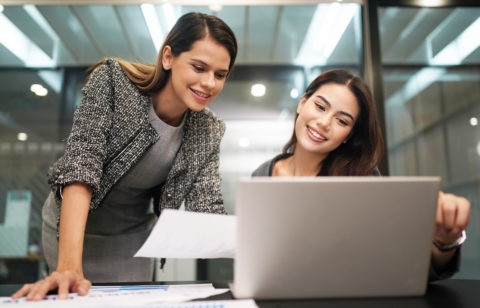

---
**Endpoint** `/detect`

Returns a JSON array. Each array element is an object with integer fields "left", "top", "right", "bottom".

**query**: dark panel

[{"left": 366, "top": 0, "right": 389, "bottom": 175}]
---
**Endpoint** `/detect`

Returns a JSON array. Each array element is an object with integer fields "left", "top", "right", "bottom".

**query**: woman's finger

[
  {"left": 73, "top": 278, "right": 92, "bottom": 296},
  {"left": 435, "top": 191, "right": 444, "bottom": 228},
  {"left": 10, "top": 283, "right": 33, "bottom": 299},
  {"left": 57, "top": 276, "right": 71, "bottom": 300},
  {"left": 25, "top": 278, "right": 56, "bottom": 301},
  {"left": 438, "top": 193, "right": 457, "bottom": 231},
  {"left": 453, "top": 196, "right": 470, "bottom": 231}
]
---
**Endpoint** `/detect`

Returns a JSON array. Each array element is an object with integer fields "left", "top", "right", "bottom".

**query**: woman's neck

[
  {"left": 275, "top": 149, "right": 326, "bottom": 176},
  {"left": 151, "top": 83, "right": 187, "bottom": 127}
]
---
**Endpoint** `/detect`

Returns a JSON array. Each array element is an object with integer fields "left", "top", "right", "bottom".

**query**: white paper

[
  {"left": 0, "top": 284, "right": 232, "bottom": 307},
  {"left": 135, "top": 209, "right": 236, "bottom": 259}
]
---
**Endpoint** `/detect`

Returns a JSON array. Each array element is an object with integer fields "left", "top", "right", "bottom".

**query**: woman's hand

[
  {"left": 11, "top": 183, "right": 93, "bottom": 300},
  {"left": 431, "top": 191, "right": 470, "bottom": 271},
  {"left": 434, "top": 191, "right": 470, "bottom": 245},
  {"left": 11, "top": 270, "right": 91, "bottom": 301}
]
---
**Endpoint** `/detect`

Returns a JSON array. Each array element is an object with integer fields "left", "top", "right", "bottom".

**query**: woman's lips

[
  {"left": 190, "top": 88, "right": 210, "bottom": 101},
  {"left": 307, "top": 126, "right": 327, "bottom": 142}
]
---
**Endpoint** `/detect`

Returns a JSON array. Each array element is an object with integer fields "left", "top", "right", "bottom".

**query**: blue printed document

[{"left": 0, "top": 284, "right": 258, "bottom": 307}]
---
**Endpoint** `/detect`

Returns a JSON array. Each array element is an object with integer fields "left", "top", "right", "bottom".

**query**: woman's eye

[
  {"left": 314, "top": 103, "right": 325, "bottom": 111},
  {"left": 192, "top": 64, "right": 204, "bottom": 71},
  {"left": 215, "top": 72, "right": 226, "bottom": 79},
  {"left": 337, "top": 118, "right": 349, "bottom": 126}
]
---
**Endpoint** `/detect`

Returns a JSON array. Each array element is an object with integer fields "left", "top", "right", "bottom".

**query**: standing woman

[
  {"left": 13, "top": 12, "right": 237, "bottom": 300},
  {"left": 253, "top": 69, "right": 470, "bottom": 281}
]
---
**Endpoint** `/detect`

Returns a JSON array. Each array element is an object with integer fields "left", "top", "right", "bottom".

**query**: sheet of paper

[
  {"left": 135, "top": 209, "right": 236, "bottom": 259},
  {"left": 98, "top": 299, "right": 259, "bottom": 308},
  {"left": 0, "top": 284, "right": 231, "bottom": 307}
]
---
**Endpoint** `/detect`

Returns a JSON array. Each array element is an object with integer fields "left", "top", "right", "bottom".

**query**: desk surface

[{"left": 1, "top": 279, "right": 479, "bottom": 307}]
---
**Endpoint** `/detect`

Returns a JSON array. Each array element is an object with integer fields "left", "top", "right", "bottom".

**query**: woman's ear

[
  {"left": 296, "top": 94, "right": 307, "bottom": 114},
  {"left": 162, "top": 45, "right": 173, "bottom": 70}
]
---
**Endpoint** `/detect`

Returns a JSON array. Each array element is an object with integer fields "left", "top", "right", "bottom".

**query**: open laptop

[{"left": 232, "top": 177, "right": 440, "bottom": 299}]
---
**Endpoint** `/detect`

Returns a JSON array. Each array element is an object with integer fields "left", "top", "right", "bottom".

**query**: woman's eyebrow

[
  {"left": 339, "top": 111, "right": 355, "bottom": 121},
  {"left": 316, "top": 95, "right": 331, "bottom": 107},
  {"left": 191, "top": 58, "right": 229, "bottom": 73}
]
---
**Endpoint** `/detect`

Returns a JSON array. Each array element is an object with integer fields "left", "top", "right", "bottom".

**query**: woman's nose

[
  {"left": 316, "top": 114, "right": 332, "bottom": 130},
  {"left": 201, "top": 73, "right": 215, "bottom": 90}
]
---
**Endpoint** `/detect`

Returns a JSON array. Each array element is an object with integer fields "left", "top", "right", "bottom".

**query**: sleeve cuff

[{"left": 428, "top": 247, "right": 461, "bottom": 282}]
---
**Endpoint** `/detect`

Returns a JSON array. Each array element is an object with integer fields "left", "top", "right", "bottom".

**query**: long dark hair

[
  {"left": 283, "top": 69, "right": 384, "bottom": 176},
  {"left": 88, "top": 12, "right": 238, "bottom": 92}
]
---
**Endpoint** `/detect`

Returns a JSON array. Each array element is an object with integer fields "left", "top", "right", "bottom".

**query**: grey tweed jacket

[{"left": 47, "top": 59, "right": 226, "bottom": 218}]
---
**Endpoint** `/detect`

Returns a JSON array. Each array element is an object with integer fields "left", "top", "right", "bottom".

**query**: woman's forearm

[
  {"left": 56, "top": 183, "right": 92, "bottom": 274},
  {"left": 431, "top": 243, "right": 457, "bottom": 273}
]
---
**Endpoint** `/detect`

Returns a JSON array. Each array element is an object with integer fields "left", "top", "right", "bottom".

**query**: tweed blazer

[{"left": 47, "top": 59, "right": 226, "bottom": 219}]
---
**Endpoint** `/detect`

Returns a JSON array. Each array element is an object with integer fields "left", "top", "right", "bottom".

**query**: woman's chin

[{"left": 187, "top": 100, "right": 210, "bottom": 112}]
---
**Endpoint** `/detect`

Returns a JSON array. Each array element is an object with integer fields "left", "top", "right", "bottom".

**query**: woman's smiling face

[
  {"left": 162, "top": 35, "right": 231, "bottom": 112},
  {"left": 294, "top": 82, "right": 360, "bottom": 159}
]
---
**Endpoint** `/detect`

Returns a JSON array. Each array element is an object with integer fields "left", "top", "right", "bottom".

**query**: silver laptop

[{"left": 232, "top": 177, "right": 440, "bottom": 299}]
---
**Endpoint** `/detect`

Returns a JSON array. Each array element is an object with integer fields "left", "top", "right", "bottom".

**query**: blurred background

[{"left": 0, "top": 0, "right": 479, "bottom": 283}]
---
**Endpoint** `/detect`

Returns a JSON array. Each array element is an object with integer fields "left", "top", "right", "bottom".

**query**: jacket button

[
  {"left": 167, "top": 193, "right": 172, "bottom": 199},
  {"left": 58, "top": 175, "right": 64, "bottom": 180}
]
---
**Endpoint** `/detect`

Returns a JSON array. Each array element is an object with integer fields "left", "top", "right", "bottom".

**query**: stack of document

[{"left": 1, "top": 284, "right": 257, "bottom": 307}]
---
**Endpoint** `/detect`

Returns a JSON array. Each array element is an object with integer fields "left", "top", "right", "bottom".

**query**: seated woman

[{"left": 252, "top": 69, "right": 470, "bottom": 281}]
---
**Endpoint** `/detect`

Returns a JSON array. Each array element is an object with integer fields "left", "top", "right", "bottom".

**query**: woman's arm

[
  {"left": 430, "top": 191, "right": 470, "bottom": 273},
  {"left": 48, "top": 61, "right": 115, "bottom": 211},
  {"left": 11, "top": 183, "right": 92, "bottom": 300},
  {"left": 12, "top": 62, "right": 119, "bottom": 300},
  {"left": 57, "top": 183, "right": 91, "bottom": 275}
]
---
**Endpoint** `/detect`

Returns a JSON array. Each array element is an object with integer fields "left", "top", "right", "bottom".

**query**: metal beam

[{"left": 363, "top": 0, "right": 390, "bottom": 175}]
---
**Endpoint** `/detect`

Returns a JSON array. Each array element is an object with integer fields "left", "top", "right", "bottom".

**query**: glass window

[
  {"left": 0, "top": 68, "right": 64, "bottom": 282},
  {"left": 379, "top": 6, "right": 480, "bottom": 279}
]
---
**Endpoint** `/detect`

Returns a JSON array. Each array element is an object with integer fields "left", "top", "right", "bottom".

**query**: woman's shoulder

[
  {"left": 86, "top": 58, "right": 120, "bottom": 78},
  {"left": 252, "top": 153, "right": 291, "bottom": 177},
  {"left": 86, "top": 58, "right": 136, "bottom": 83},
  {"left": 252, "top": 160, "right": 272, "bottom": 177},
  {"left": 83, "top": 58, "right": 132, "bottom": 95}
]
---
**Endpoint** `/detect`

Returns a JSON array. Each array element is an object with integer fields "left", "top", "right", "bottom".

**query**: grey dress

[
  {"left": 42, "top": 59, "right": 227, "bottom": 282},
  {"left": 252, "top": 153, "right": 461, "bottom": 282}
]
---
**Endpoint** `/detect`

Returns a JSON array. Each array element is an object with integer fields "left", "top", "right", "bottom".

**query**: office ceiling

[
  {"left": 0, "top": 2, "right": 479, "bottom": 142},
  {"left": 0, "top": 3, "right": 479, "bottom": 68},
  {"left": 0, "top": 3, "right": 362, "bottom": 67}
]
